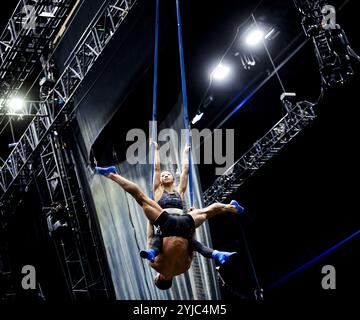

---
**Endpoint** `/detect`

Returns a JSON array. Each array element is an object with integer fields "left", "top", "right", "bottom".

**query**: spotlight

[
  {"left": 8, "top": 97, "right": 25, "bottom": 111},
  {"left": 245, "top": 29, "right": 264, "bottom": 46},
  {"left": 211, "top": 63, "right": 231, "bottom": 81}
]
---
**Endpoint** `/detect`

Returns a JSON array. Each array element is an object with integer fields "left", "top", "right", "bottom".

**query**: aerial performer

[{"left": 95, "top": 142, "right": 244, "bottom": 290}]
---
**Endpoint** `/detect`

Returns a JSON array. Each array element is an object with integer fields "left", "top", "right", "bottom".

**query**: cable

[
  {"left": 239, "top": 223, "right": 261, "bottom": 294},
  {"left": 196, "top": 0, "right": 265, "bottom": 113},
  {"left": 252, "top": 14, "right": 286, "bottom": 97}
]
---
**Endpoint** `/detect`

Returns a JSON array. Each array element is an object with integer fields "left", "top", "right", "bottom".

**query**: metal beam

[
  {"left": 203, "top": 96, "right": 317, "bottom": 206},
  {"left": 294, "top": 0, "right": 354, "bottom": 87},
  {"left": 0, "top": 0, "right": 78, "bottom": 104},
  {"left": 40, "top": 133, "right": 111, "bottom": 299},
  {"left": 0, "top": 0, "right": 137, "bottom": 199}
]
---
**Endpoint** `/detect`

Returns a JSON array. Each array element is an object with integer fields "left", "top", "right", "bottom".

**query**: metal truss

[
  {"left": 312, "top": 26, "right": 354, "bottom": 87},
  {"left": 294, "top": 0, "right": 354, "bottom": 87},
  {"left": 203, "top": 95, "right": 317, "bottom": 206},
  {"left": 40, "top": 132, "right": 110, "bottom": 300},
  {"left": 0, "top": 0, "right": 138, "bottom": 199},
  {"left": 0, "top": 0, "right": 78, "bottom": 105}
]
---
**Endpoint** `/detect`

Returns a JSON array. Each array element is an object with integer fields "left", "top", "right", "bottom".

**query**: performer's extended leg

[
  {"left": 189, "top": 201, "right": 244, "bottom": 228},
  {"left": 96, "top": 167, "right": 163, "bottom": 223},
  {"left": 190, "top": 238, "right": 213, "bottom": 258},
  {"left": 190, "top": 238, "right": 237, "bottom": 264}
]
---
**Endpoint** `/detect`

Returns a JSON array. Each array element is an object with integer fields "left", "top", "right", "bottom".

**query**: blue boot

[
  {"left": 140, "top": 249, "right": 159, "bottom": 263},
  {"left": 95, "top": 166, "right": 117, "bottom": 176},
  {"left": 230, "top": 200, "right": 244, "bottom": 214},
  {"left": 212, "top": 250, "right": 237, "bottom": 264}
]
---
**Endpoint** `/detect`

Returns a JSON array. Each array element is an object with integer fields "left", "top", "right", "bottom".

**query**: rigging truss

[
  {"left": 0, "top": 0, "right": 138, "bottom": 199},
  {"left": 203, "top": 95, "right": 317, "bottom": 206},
  {"left": 0, "top": 0, "right": 78, "bottom": 106}
]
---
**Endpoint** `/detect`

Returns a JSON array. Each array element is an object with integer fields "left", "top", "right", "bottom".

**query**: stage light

[
  {"left": 8, "top": 97, "right": 25, "bottom": 111},
  {"left": 245, "top": 29, "right": 264, "bottom": 46},
  {"left": 211, "top": 63, "right": 230, "bottom": 81},
  {"left": 191, "top": 112, "right": 204, "bottom": 125}
]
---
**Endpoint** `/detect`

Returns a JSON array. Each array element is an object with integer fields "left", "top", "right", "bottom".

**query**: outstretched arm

[
  {"left": 151, "top": 140, "right": 161, "bottom": 195},
  {"left": 146, "top": 221, "right": 155, "bottom": 248},
  {"left": 177, "top": 145, "right": 190, "bottom": 196}
]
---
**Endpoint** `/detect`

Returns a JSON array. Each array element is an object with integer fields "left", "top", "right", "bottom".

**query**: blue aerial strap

[
  {"left": 175, "top": 0, "right": 193, "bottom": 207},
  {"left": 150, "top": 0, "right": 160, "bottom": 200},
  {"left": 151, "top": 0, "right": 193, "bottom": 206}
]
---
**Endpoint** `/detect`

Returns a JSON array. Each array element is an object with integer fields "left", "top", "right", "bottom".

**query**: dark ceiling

[
  {"left": 91, "top": 0, "right": 360, "bottom": 301},
  {"left": 1, "top": 0, "right": 359, "bottom": 302}
]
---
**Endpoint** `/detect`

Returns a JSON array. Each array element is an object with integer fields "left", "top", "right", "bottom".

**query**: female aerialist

[
  {"left": 95, "top": 143, "right": 244, "bottom": 289},
  {"left": 139, "top": 141, "right": 242, "bottom": 264}
]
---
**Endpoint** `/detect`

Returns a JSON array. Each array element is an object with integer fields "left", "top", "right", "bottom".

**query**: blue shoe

[
  {"left": 230, "top": 200, "right": 244, "bottom": 214},
  {"left": 140, "top": 249, "right": 158, "bottom": 263},
  {"left": 212, "top": 250, "right": 237, "bottom": 265},
  {"left": 95, "top": 166, "right": 117, "bottom": 176}
]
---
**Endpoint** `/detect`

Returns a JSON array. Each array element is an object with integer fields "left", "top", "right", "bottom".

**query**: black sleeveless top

[{"left": 157, "top": 190, "right": 183, "bottom": 210}]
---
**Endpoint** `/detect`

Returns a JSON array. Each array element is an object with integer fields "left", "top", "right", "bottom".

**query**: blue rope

[
  {"left": 150, "top": 0, "right": 160, "bottom": 200},
  {"left": 175, "top": 0, "right": 193, "bottom": 207}
]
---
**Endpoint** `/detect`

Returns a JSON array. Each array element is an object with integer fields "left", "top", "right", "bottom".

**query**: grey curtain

[
  {"left": 65, "top": 0, "right": 220, "bottom": 300},
  {"left": 75, "top": 97, "right": 220, "bottom": 299},
  {"left": 86, "top": 101, "right": 220, "bottom": 299}
]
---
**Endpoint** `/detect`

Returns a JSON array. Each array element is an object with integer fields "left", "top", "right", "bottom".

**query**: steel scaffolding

[
  {"left": 203, "top": 95, "right": 317, "bottom": 206},
  {"left": 294, "top": 0, "right": 354, "bottom": 87},
  {"left": 0, "top": 0, "right": 138, "bottom": 199},
  {"left": 0, "top": 0, "right": 78, "bottom": 107},
  {"left": 40, "top": 131, "right": 110, "bottom": 299},
  {"left": 0, "top": 0, "right": 138, "bottom": 300}
]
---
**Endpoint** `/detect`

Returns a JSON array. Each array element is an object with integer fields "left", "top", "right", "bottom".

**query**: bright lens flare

[
  {"left": 245, "top": 29, "right": 264, "bottom": 46},
  {"left": 211, "top": 64, "right": 230, "bottom": 81},
  {"left": 8, "top": 97, "right": 25, "bottom": 111}
]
